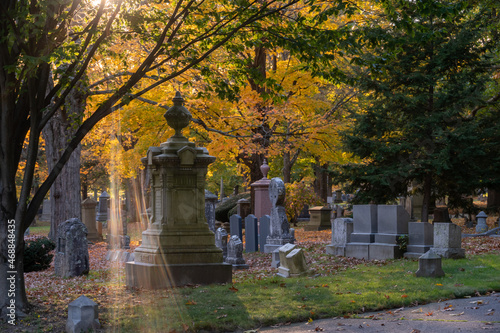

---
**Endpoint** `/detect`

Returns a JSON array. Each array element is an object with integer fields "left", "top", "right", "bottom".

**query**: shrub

[
  {"left": 24, "top": 237, "right": 56, "bottom": 272},
  {"left": 285, "top": 180, "right": 323, "bottom": 225}
]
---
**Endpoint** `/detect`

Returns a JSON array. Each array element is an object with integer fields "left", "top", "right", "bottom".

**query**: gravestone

[
  {"left": 404, "top": 222, "right": 434, "bottom": 259},
  {"left": 259, "top": 215, "right": 270, "bottom": 253},
  {"left": 345, "top": 204, "right": 378, "bottom": 259},
  {"left": 476, "top": 211, "right": 488, "bottom": 233},
  {"left": 237, "top": 198, "right": 251, "bottom": 222},
  {"left": 226, "top": 235, "right": 249, "bottom": 270},
  {"left": 304, "top": 206, "right": 332, "bottom": 231},
  {"left": 81, "top": 198, "right": 102, "bottom": 242},
  {"left": 369, "top": 205, "right": 409, "bottom": 260},
  {"left": 66, "top": 295, "right": 100, "bottom": 333},
  {"left": 274, "top": 243, "right": 295, "bottom": 269},
  {"left": 215, "top": 227, "right": 229, "bottom": 261},
  {"left": 245, "top": 214, "right": 258, "bottom": 252},
  {"left": 205, "top": 190, "right": 218, "bottom": 232},
  {"left": 55, "top": 218, "right": 89, "bottom": 278},
  {"left": 250, "top": 160, "right": 272, "bottom": 219},
  {"left": 433, "top": 207, "right": 451, "bottom": 222},
  {"left": 126, "top": 92, "right": 231, "bottom": 288},
  {"left": 336, "top": 205, "right": 344, "bottom": 218},
  {"left": 264, "top": 177, "right": 294, "bottom": 253},
  {"left": 431, "top": 222, "right": 465, "bottom": 259},
  {"left": 229, "top": 214, "right": 243, "bottom": 240},
  {"left": 334, "top": 189, "right": 343, "bottom": 203},
  {"left": 277, "top": 247, "right": 308, "bottom": 278},
  {"left": 326, "top": 218, "right": 353, "bottom": 256},
  {"left": 96, "top": 191, "right": 110, "bottom": 222},
  {"left": 415, "top": 250, "right": 445, "bottom": 278},
  {"left": 40, "top": 199, "right": 51, "bottom": 222}
]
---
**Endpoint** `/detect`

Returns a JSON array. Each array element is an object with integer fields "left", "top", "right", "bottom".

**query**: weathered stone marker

[
  {"left": 81, "top": 198, "right": 102, "bottom": 243},
  {"left": 264, "top": 177, "right": 294, "bottom": 253},
  {"left": 66, "top": 295, "right": 100, "bottom": 333},
  {"left": 415, "top": 250, "right": 445, "bottom": 278},
  {"left": 431, "top": 222, "right": 465, "bottom": 259},
  {"left": 96, "top": 191, "right": 110, "bottom": 222},
  {"left": 205, "top": 190, "right": 218, "bottom": 232},
  {"left": 476, "top": 211, "right": 489, "bottom": 233},
  {"left": 226, "top": 235, "right": 249, "bottom": 270},
  {"left": 277, "top": 246, "right": 308, "bottom": 278},
  {"left": 55, "top": 218, "right": 89, "bottom": 278},
  {"left": 215, "top": 227, "right": 228, "bottom": 261},
  {"left": 126, "top": 92, "right": 232, "bottom": 288},
  {"left": 326, "top": 218, "right": 353, "bottom": 256}
]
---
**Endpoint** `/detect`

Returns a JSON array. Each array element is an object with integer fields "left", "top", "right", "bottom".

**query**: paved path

[{"left": 259, "top": 293, "right": 500, "bottom": 333}]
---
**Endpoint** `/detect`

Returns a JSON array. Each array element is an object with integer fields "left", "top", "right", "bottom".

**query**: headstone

[
  {"left": 433, "top": 207, "right": 451, "bottom": 222},
  {"left": 245, "top": 214, "right": 258, "bottom": 252},
  {"left": 274, "top": 243, "right": 295, "bottom": 268},
  {"left": 250, "top": 160, "right": 272, "bottom": 219},
  {"left": 226, "top": 235, "right": 249, "bottom": 270},
  {"left": 326, "top": 218, "right": 353, "bottom": 256},
  {"left": 205, "top": 190, "right": 218, "bottom": 232},
  {"left": 259, "top": 215, "right": 270, "bottom": 253},
  {"left": 81, "top": 198, "right": 102, "bottom": 242},
  {"left": 55, "top": 218, "right": 89, "bottom": 278},
  {"left": 237, "top": 198, "right": 251, "bottom": 221},
  {"left": 334, "top": 189, "right": 343, "bottom": 203},
  {"left": 476, "top": 211, "right": 488, "bottom": 233},
  {"left": 126, "top": 92, "right": 232, "bottom": 288},
  {"left": 229, "top": 214, "right": 243, "bottom": 240},
  {"left": 415, "top": 250, "right": 445, "bottom": 278},
  {"left": 431, "top": 222, "right": 465, "bottom": 259},
  {"left": 345, "top": 204, "right": 377, "bottom": 259},
  {"left": 40, "top": 199, "right": 51, "bottom": 222},
  {"left": 66, "top": 295, "right": 100, "bottom": 333},
  {"left": 404, "top": 222, "right": 434, "bottom": 259},
  {"left": 96, "top": 191, "right": 110, "bottom": 222},
  {"left": 277, "top": 247, "right": 308, "bottom": 278},
  {"left": 264, "top": 178, "right": 294, "bottom": 253},
  {"left": 304, "top": 206, "right": 332, "bottom": 231},
  {"left": 215, "top": 227, "right": 228, "bottom": 261},
  {"left": 369, "top": 205, "right": 409, "bottom": 260}
]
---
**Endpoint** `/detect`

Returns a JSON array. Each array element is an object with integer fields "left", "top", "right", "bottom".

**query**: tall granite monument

[{"left": 126, "top": 92, "right": 232, "bottom": 288}]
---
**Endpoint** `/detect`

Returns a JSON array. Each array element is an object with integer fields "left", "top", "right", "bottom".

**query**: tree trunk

[
  {"left": 421, "top": 172, "right": 432, "bottom": 223},
  {"left": 43, "top": 85, "right": 85, "bottom": 241},
  {"left": 313, "top": 159, "right": 329, "bottom": 202}
]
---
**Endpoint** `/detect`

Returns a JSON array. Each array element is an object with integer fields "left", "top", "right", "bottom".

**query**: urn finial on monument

[
  {"left": 163, "top": 91, "right": 192, "bottom": 141},
  {"left": 260, "top": 159, "right": 270, "bottom": 179}
]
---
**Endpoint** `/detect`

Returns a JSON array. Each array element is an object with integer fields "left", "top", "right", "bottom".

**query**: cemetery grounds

[{"left": 2, "top": 214, "right": 500, "bottom": 332}]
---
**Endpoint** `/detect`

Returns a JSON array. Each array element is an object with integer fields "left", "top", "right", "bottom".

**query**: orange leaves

[
  {"left": 401, "top": 294, "right": 408, "bottom": 298},
  {"left": 185, "top": 300, "right": 197, "bottom": 305},
  {"left": 228, "top": 285, "right": 238, "bottom": 292}
]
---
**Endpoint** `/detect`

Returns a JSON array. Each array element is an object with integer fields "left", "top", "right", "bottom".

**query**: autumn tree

[
  {"left": 1, "top": 0, "right": 319, "bottom": 319},
  {"left": 335, "top": 0, "right": 500, "bottom": 220}
]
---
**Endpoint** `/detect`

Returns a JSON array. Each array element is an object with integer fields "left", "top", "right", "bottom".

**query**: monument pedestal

[
  {"left": 126, "top": 262, "right": 231, "bottom": 288},
  {"left": 431, "top": 222, "right": 465, "bottom": 259},
  {"left": 126, "top": 92, "right": 232, "bottom": 288},
  {"left": 304, "top": 206, "right": 332, "bottom": 231}
]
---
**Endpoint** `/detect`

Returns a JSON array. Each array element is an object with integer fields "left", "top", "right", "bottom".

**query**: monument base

[
  {"left": 404, "top": 245, "right": 433, "bottom": 259},
  {"left": 125, "top": 261, "right": 232, "bottom": 288},
  {"left": 325, "top": 244, "right": 346, "bottom": 256},
  {"left": 345, "top": 243, "right": 370, "bottom": 259},
  {"left": 430, "top": 248, "right": 465, "bottom": 259},
  {"left": 369, "top": 243, "right": 405, "bottom": 260}
]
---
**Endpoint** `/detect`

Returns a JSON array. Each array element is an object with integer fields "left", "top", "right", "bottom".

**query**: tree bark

[{"left": 43, "top": 84, "right": 85, "bottom": 241}]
